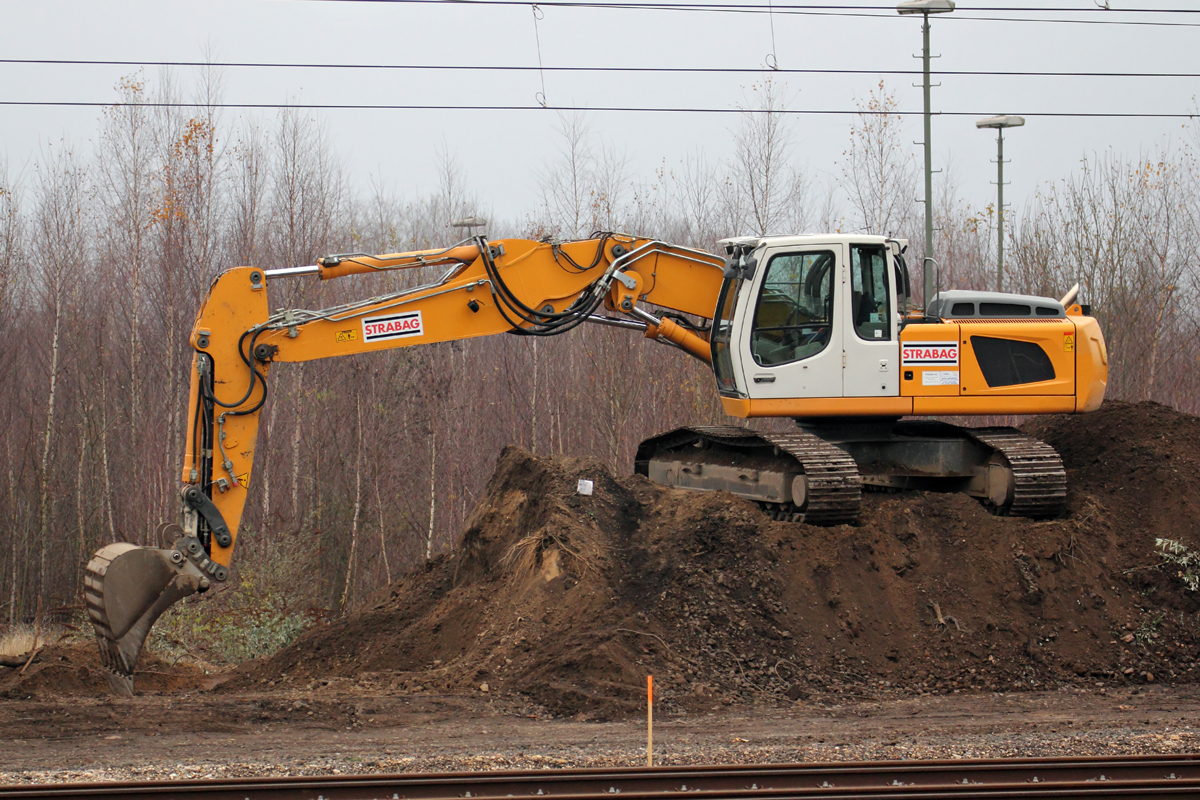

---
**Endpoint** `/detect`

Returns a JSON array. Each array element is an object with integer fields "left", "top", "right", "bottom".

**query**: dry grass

[
  {"left": 0, "top": 624, "right": 53, "bottom": 658},
  {"left": 500, "top": 526, "right": 606, "bottom": 583}
]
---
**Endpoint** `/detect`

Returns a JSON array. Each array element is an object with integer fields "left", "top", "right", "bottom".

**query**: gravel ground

[{"left": 3, "top": 684, "right": 1200, "bottom": 784}]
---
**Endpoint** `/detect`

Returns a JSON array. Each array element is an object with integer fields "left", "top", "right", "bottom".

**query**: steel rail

[{"left": 5, "top": 756, "right": 1200, "bottom": 800}]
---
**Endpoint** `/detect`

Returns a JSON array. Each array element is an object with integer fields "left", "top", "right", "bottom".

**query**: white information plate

[{"left": 922, "top": 370, "right": 960, "bottom": 386}]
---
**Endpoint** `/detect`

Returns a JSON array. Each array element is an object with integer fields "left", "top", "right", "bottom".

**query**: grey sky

[{"left": 3, "top": 0, "right": 1197, "bottom": 239}]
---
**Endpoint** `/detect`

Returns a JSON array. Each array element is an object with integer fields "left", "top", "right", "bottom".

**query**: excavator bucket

[{"left": 84, "top": 543, "right": 208, "bottom": 695}]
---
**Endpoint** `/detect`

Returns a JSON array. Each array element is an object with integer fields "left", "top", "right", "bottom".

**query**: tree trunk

[
  {"left": 291, "top": 364, "right": 305, "bottom": 525},
  {"left": 75, "top": 418, "right": 88, "bottom": 581},
  {"left": 38, "top": 300, "right": 63, "bottom": 597},
  {"left": 100, "top": 365, "right": 116, "bottom": 542},
  {"left": 340, "top": 391, "right": 364, "bottom": 613},
  {"left": 261, "top": 372, "right": 278, "bottom": 527},
  {"left": 530, "top": 337, "right": 539, "bottom": 454},
  {"left": 375, "top": 476, "right": 391, "bottom": 586},
  {"left": 7, "top": 439, "right": 16, "bottom": 625},
  {"left": 426, "top": 433, "right": 436, "bottom": 563}
]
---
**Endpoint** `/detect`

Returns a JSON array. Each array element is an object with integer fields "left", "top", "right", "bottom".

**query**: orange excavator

[{"left": 85, "top": 229, "right": 1107, "bottom": 693}]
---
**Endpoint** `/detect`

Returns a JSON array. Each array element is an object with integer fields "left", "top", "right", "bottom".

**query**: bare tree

[
  {"left": 727, "top": 79, "right": 809, "bottom": 236},
  {"left": 533, "top": 112, "right": 628, "bottom": 238},
  {"left": 841, "top": 82, "right": 919, "bottom": 238},
  {"left": 31, "top": 144, "right": 88, "bottom": 598}
]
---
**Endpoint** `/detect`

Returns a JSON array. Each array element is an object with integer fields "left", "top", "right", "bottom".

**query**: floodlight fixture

[
  {"left": 897, "top": 0, "right": 955, "bottom": 13},
  {"left": 976, "top": 115, "right": 1026, "bottom": 130}
]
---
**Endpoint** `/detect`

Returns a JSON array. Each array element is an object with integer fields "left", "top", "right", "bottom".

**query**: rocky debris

[{"left": 4, "top": 687, "right": 1200, "bottom": 784}]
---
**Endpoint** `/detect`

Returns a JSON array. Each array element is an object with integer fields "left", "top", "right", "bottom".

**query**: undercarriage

[{"left": 636, "top": 419, "right": 1067, "bottom": 525}]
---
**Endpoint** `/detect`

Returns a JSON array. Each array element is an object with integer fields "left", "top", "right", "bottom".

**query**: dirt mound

[
  {"left": 229, "top": 401, "right": 1200, "bottom": 719},
  {"left": 0, "top": 642, "right": 206, "bottom": 699}
]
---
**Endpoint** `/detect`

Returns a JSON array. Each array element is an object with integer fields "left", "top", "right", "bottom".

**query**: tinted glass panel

[
  {"left": 711, "top": 275, "right": 742, "bottom": 395},
  {"left": 979, "top": 302, "right": 1032, "bottom": 317},
  {"left": 751, "top": 251, "right": 835, "bottom": 366},
  {"left": 951, "top": 302, "right": 975, "bottom": 316},
  {"left": 970, "top": 336, "right": 1056, "bottom": 387},
  {"left": 850, "top": 244, "right": 892, "bottom": 341}
]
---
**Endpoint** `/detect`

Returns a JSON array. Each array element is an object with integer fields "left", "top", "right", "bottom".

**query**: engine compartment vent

[{"left": 928, "top": 290, "right": 1066, "bottom": 319}]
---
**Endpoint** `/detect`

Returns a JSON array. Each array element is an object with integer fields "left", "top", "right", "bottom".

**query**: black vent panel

[
  {"left": 979, "top": 302, "right": 1032, "bottom": 317},
  {"left": 970, "top": 336, "right": 1056, "bottom": 387}
]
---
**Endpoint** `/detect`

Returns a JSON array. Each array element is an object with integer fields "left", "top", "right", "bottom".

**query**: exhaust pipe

[{"left": 1059, "top": 283, "right": 1080, "bottom": 308}]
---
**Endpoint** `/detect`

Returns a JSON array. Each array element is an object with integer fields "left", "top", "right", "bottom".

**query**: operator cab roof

[{"left": 718, "top": 234, "right": 909, "bottom": 252}]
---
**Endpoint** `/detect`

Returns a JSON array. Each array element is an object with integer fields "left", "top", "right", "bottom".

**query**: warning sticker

[
  {"left": 236, "top": 471, "right": 251, "bottom": 488},
  {"left": 362, "top": 311, "right": 424, "bottom": 343},
  {"left": 922, "top": 370, "right": 960, "bottom": 387},
  {"left": 336, "top": 329, "right": 358, "bottom": 343},
  {"left": 902, "top": 341, "right": 959, "bottom": 365},
  {"left": 1063, "top": 332, "right": 1075, "bottom": 352}
]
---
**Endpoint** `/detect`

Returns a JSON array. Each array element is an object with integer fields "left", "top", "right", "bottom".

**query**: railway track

[{"left": 4, "top": 755, "right": 1200, "bottom": 800}]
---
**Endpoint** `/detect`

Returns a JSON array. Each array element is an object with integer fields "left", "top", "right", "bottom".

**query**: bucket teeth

[{"left": 85, "top": 543, "right": 206, "bottom": 695}]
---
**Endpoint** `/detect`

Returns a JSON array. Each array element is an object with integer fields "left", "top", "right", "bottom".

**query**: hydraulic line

[{"left": 480, "top": 235, "right": 611, "bottom": 336}]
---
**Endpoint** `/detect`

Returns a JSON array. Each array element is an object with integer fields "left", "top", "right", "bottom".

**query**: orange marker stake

[{"left": 647, "top": 675, "right": 654, "bottom": 767}]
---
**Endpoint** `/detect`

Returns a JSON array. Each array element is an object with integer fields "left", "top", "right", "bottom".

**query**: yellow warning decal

[
  {"left": 236, "top": 472, "right": 251, "bottom": 487},
  {"left": 336, "top": 329, "right": 358, "bottom": 343},
  {"left": 1063, "top": 332, "right": 1075, "bottom": 352}
]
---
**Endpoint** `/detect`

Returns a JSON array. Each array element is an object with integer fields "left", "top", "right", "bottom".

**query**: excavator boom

[{"left": 86, "top": 234, "right": 726, "bottom": 692}]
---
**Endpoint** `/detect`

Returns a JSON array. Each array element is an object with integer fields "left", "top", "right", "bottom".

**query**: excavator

[{"left": 85, "top": 229, "right": 1107, "bottom": 693}]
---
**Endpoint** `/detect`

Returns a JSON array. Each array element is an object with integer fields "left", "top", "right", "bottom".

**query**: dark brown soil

[
  {"left": 0, "top": 643, "right": 205, "bottom": 700},
  {"left": 213, "top": 400, "right": 1200, "bottom": 720}
]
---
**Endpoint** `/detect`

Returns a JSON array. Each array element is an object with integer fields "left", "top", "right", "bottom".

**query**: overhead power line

[
  {"left": 4, "top": 58, "right": 1200, "bottom": 79},
  {"left": 279, "top": 0, "right": 1200, "bottom": 26},
  {"left": 295, "top": 0, "right": 1200, "bottom": 11},
  {"left": 1, "top": 100, "right": 1193, "bottom": 118}
]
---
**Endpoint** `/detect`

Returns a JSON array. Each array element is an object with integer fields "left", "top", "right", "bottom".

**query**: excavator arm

[{"left": 86, "top": 232, "right": 726, "bottom": 693}]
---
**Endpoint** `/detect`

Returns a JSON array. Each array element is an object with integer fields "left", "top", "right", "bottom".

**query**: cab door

[
  {"left": 842, "top": 242, "right": 900, "bottom": 397},
  {"left": 740, "top": 244, "right": 845, "bottom": 399}
]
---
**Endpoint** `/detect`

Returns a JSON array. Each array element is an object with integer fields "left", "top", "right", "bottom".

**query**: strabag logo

[
  {"left": 902, "top": 341, "right": 959, "bottom": 365},
  {"left": 362, "top": 311, "right": 424, "bottom": 342}
]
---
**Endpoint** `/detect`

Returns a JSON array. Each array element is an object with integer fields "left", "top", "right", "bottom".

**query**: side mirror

[{"left": 741, "top": 254, "right": 758, "bottom": 280}]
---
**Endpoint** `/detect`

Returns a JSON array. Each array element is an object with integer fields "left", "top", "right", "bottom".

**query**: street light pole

[
  {"left": 997, "top": 126, "right": 1005, "bottom": 291},
  {"left": 921, "top": 12, "right": 933, "bottom": 300},
  {"left": 898, "top": 0, "right": 954, "bottom": 308},
  {"left": 976, "top": 115, "right": 1025, "bottom": 293}
]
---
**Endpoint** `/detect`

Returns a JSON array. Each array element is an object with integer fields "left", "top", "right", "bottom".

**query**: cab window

[
  {"left": 751, "top": 251, "right": 835, "bottom": 367},
  {"left": 850, "top": 244, "right": 892, "bottom": 341},
  {"left": 711, "top": 275, "right": 742, "bottom": 395}
]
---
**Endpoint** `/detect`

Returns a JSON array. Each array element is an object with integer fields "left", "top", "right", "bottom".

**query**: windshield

[
  {"left": 750, "top": 251, "right": 835, "bottom": 367},
  {"left": 711, "top": 274, "right": 742, "bottom": 396}
]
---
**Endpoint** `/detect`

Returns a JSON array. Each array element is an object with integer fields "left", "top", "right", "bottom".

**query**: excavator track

[
  {"left": 965, "top": 427, "right": 1067, "bottom": 518},
  {"left": 638, "top": 423, "right": 1066, "bottom": 524},
  {"left": 757, "top": 431, "right": 862, "bottom": 524},
  {"left": 636, "top": 425, "right": 862, "bottom": 525}
]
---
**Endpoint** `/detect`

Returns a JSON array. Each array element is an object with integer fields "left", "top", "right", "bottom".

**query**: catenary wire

[
  {"left": 5, "top": 59, "right": 1200, "bottom": 78},
  {"left": 276, "top": 0, "right": 1200, "bottom": 26},
  {"left": 288, "top": 0, "right": 1200, "bottom": 13},
  {"left": 0, "top": 101, "right": 1194, "bottom": 117}
]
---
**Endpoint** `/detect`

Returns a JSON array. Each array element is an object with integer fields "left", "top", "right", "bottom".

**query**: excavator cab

[{"left": 713, "top": 235, "right": 907, "bottom": 410}]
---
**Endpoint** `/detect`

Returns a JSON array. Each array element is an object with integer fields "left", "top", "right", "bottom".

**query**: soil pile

[
  {"left": 228, "top": 401, "right": 1200, "bottom": 719},
  {"left": 0, "top": 642, "right": 204, "bottom": 699}
]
